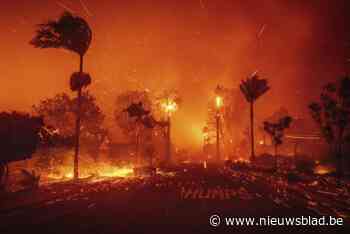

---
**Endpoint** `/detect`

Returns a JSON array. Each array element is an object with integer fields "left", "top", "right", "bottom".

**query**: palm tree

[
  {"left": 31, "top": 11, "right": 92, "bottom": 179},
  {"left": 240, "top": 73, "right": 270, "bottom": 161},
  {"left": 263, "top": 116, "right": 293, "bottom": 171}
]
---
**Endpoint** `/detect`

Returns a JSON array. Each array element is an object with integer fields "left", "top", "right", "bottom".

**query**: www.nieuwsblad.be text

[{"left": 209, "top": 215, "right": 344, "bottom": 227}]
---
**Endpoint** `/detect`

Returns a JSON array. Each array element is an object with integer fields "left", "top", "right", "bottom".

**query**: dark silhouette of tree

[
  {"left": 124, "top": 102, "right": 163, "bottom": 129},
  {"left": 30, "top": 11, "right": 91, "bottom": 56},
  {"left": 0, "top": 112, "right": 44, "bottom": 189},
  {"left": 33, "top": 92, "right": 106, "bottom": 164},
  {"left": 114, "top": 90, "right": 170, "bottom": 165},
  {"left": 240, "top": 73, "right": 270, "bottom": 160},
  {"left": 125, "top": 102, "right": 151, "bottom": 119},
  {"left": 309, "top": 76, "right": 350, "bottom": 176},
  {"left": 265, "top": 107, "right": 289, "bottom": 122},
  {"left": 124, "top": 101, "right": 165, "bottom": 168},
  {"left": 263, "top": 116, "right": 293, "bottom": 171},
  {"left": 115, "top": 91, "right": 156, "bottom": 164},
  {"left": 259, "top": 107, "right": 289, "bottom": 146},
  {"left": 70, "top": 72, "right": 91, "bottom": 92},
  {"left": 114, "top": 91, "right": 153, "bottom": 141},
  {"left": 33, "top": 94, "right": 73, "bottom": 137},
  {"left": 31, "top": 11, "right": 92, "bottom": 179}
]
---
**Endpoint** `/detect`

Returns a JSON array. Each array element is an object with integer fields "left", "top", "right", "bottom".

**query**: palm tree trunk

[
  {"left": 250, "top": 101, "right": 255, "bottom": 161},
  {"left": 74, "top": 54, "right": 84, "bottom": 179}
]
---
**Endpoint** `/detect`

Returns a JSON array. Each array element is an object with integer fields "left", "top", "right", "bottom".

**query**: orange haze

[{"left": 0, "top": 0, "right": 349, "bottom": 149}]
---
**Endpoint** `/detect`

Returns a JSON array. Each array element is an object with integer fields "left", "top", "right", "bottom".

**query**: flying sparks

[
  {"left": 257, "top": 24, "right": 267, "bottom": 39},
  {"left": 56, "top": 1, "right": 76, "bottom": 13},
  {"left": 79, "top": 0, "right": 93, "bottom": 17}
]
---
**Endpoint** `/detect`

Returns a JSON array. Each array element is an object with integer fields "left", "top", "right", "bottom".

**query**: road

[{"left": 0, "top": 166, "right": 349, "bottom": 234}]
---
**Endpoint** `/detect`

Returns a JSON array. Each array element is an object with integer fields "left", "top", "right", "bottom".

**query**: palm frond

[
  {"left": 240, "top": 74, "right": 270, "bottom": 103},
  {"left": 30, "top": 11, "right": 92, "bottom": 56}
]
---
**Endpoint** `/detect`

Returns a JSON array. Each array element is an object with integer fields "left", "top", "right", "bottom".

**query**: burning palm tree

[
  {"left": 158, "top": 92, "right": 180, "bottom": 164},
  {"left": 240, "top": 73, "right": 270, "bottom": 161},
  {"left": 30, "top": 11, "right": 92, "bottom": 179}
]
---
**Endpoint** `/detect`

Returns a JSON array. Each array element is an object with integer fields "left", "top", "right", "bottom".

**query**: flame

[
  {"left": 314, "top": 165, "right": 333, "bottom": 175},
  {"left": 233, "top": 157, "right": 250, "bottom": 163},
  {"left": 65, "top": 172, "right": 74, "bottom": 179},
  {"left": 215, "top": 96, "right": 223, "bottom": 108},
  {"left": 97, "top": 167, "right": 133, "bottom": 177},
  {"left": 161, "top": 99, "right": 177, "bottom": 115},
  {"left": 47, "top": 164, "right": 134, "bottom": 181}
]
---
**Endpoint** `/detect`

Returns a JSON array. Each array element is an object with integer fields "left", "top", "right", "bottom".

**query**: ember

[{"left": 233, "top": 157, "right": 250, "bottom": 163}]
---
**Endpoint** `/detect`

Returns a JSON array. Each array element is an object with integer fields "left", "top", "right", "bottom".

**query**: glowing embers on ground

[
  {"left": 47, "top": 163, "right": 134, "bottom": 181},
  {"left": 313, "top": 164, "right": 335, "bottom": 175},
  {"left": 233, "top": 157, "right": 250, "bottom": 163}
]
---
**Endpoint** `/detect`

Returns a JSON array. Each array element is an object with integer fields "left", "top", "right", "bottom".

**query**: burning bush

[{"left": 33, "top": 92, "right": 107, "bottom": 170}]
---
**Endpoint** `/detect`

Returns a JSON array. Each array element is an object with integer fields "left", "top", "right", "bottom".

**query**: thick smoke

[{"left": 0, "top": 0, "right": 349, "bottom": 149}]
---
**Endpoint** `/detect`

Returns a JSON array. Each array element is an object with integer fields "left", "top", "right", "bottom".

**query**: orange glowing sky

[{"left": 0, "top": 0, "right": 349, "bottom": 149}]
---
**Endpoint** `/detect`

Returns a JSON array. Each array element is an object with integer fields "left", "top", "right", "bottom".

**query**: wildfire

[
  {"left": 215, "top": 96, "right": 223, "bottom": 108},
  {"left": 314, "top": 165, "right": 334, "bottom": 175},
  {"left": 97, "top": 167, "right": 133, "bottom": 178},
  {"left": 233, "top": 157, "right": 250, "bottom": 163},
  {"left": 47, "top": 164, "right": 134, "bottom": 181},
  {"left": 161, "top": 99, "right": 177, "bottom": 115}
]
